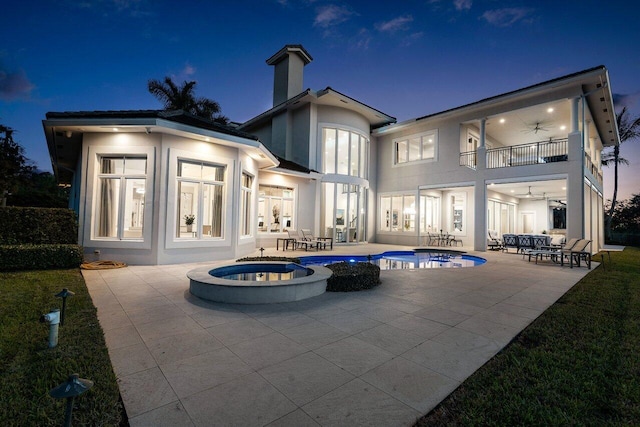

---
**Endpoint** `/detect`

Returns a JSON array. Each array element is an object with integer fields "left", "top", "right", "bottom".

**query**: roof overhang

[
  {"left": 239, "top": 87, "right": 396, "bottom": 131},
  {"left": 373, "top": 66, "right": 619, "bottom": 147},
  {"left": 43, "top": 112, "right": 278, "bottom": 185}
]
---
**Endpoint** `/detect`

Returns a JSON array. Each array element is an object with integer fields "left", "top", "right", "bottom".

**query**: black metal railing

[
  {"left": 486, "top": 138, "right": 568, "bottom": 169},
  {"left": 585, "top": 152, "right": 603, "bottom": 184},
  {"left": 459, "top": 151, "right": 476, "bottom": 169}
]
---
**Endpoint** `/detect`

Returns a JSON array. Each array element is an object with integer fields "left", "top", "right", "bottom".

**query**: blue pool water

[
  {"left": 210, "top": 263, "right": 312, "bottom": 281},
  {"left": 299, "top": 251, "right": 486, "bottom": 270}
]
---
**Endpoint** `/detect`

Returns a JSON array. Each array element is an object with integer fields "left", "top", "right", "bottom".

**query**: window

[
  {"left": 394, "top": 130, "right": 437, "bottom": 165},
  {"left": 95, "top": 156, "right": 147, "bottom": 240},
  {"left": 240, "top": 172, "right": 253, "bottom": 237},
  {"left": 379, "top": 194, "right": 416, "bottom": 232},
  {"left": 176, "top": 160, "right": 225, "bottom": 239},
  {"left": 257, "top": 185, "right": 294, "bottom": 233},
  {"left": 321, "top": 127, "right": 369, "bottom": 178},
  {"left": 419, "top": 195, "right": 441, "bottom": 233}
]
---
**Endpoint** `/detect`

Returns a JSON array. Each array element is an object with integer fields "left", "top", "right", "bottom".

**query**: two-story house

[{"left": 44, "top": 45, "right": 618, "bottom": 264}]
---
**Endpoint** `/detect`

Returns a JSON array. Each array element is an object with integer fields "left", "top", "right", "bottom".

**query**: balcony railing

[
  {"left": 459, "top": 151, "right": 477, "bottom": 169},
  {"left": 486, "top": 138, "right": 568, "bottom": 169},
  {"left": 585, "top": 152, "right": 603, "bottom": 185}
]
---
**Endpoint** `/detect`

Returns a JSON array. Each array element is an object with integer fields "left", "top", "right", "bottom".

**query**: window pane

[
  {"left": 422, "top": 135, "right": 435, "bottom": 159},
  {"left": 360, "top": 136, "right": 367, "bottom": 178},
  {"left": 203, "top": 164, "right": 224, "bottom": 181},
  {"left": 123, "top": 179, "right": 145, "bottom": 238},
  {"left": 396, "top": 140, "right": 407, "bottom": 164},
  {"left": 350, "top": 132, "right": 359, "bottom": 176},
  {"left": 403, "top": 195, "right": 415, "bottom": 232},
  {"left": 177, "top": 181, "right": 198, "bottom": 238},
  {"left": 391, "top": 196, "right": 402, "bottom": 231},
  {"left": 125, "top": 158, "right": 147, "bottom": 174},
  {"left": 282, "top": 199, "right": 293, "bottom": 230},
  {"left": 380, "top": 196, "right": 390, "bottom": 231},
  {"left": 101, "top": 157, "right": 123, "bottom": 174},
  {"left": 270, "top": 200, "right": 281, "bottom": 233},
  {"left": 408, "top": 137, "right": 421, "bottom": 162},
  {"left": 204, "top": 183, "right": 223, "bottom": 237},
  {"left": 179, "top": 161, "right": 201, "bottom": 179},
  {"left": 337, "top": 130, "right": 349, "bottom": 175},
  {"left": 323, "top": 128, "right": 336, "bottom": 174},
  {"left": 96, "top": 178, "right": 120, "bottom": 237}
]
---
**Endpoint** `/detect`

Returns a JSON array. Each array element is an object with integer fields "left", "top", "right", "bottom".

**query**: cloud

[
  {"left": 0, "top": 66, "right": 34, "bottom": 101},
  {"left": 314, "top": 4, "right": 354, "bottom": 28},
  {"left": 454, "top": 0, "right": 472, "bottom": 11},
  {"left": 481, "top": 7, "right": 534, "bottom": 27},
  {"left": 401, "top": 32, "right": 424, "bottom": 47},
  {"left": 182, "top": 63, "right": 196, "bottom": 76},
  {"left": 375, "top": 15, "right": 413, "bottom": 33},
  {"left": 351, "top": 28, "right": 372, "bottom": 50},
  {"left": 613, "top": 92, "right": 640, "bottom": 110}
]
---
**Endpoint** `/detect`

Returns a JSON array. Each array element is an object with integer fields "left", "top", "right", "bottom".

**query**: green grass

[
  {"left": 0, "top": 269, "right": 122, "bottom": 426},
  {"left": 416, "top": 247, "right": 640, "bottom": 426}
]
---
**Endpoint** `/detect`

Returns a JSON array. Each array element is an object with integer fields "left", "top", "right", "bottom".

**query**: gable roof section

[{"left": 238, "top": 87, "right": 396, "bottom": 130}]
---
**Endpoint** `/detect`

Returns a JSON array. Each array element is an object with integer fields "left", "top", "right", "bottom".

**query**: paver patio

[{"left": 82, "top": 244, "right": 594, "bottom": 426}]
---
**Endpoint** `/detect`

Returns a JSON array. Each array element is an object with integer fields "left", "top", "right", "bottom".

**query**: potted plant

[{"left": 184, "top": 214, "right": 195, "bottom": 232}]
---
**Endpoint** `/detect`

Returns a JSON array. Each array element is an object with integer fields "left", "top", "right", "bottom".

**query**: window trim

[
  {"left": 240, "top": 170, "right": 254, "bottom": 238},
  {"left": 84, "top": 145, "right": 155, "bottom": 250},
  {"left": 256, "top": 182, "right": 297, "bottom": 235},
  {"left": 378, "top": 192, "right": 420, "bottom": 234},
  {"left": 318, "top": 123, "right": 370, "bottom": 179},
  {"left": 393, "top": 130, "right": 438, "bottom": 166},
  {"left": 165, "top": 148, "right": 234, "bottom": 249}
]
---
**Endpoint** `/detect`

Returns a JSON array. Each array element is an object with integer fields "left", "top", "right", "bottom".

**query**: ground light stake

[
  {"left": 49, "top": 373, "right": 94, "bottom": 427},
  {"left": 55, "top": 288, "right": 75, "bottom": 326}
]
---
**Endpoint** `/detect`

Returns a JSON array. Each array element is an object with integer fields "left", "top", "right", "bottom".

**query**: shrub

[
  {"left": 0, "top": 244, "right": 83, "bottom": 271},
  {"left": 236, "top": 256, "right": 301, "bottom": 263},
  {"left": 0, "top": 207, "right": 77, "bottom": 244},
  {"left": 326, "top": 261, "right": 381, "bottom": 292}
]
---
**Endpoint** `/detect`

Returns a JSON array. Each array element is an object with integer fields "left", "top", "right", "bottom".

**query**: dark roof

[
  {"left": 45, "top": 109, "right": 260, "bottom": 141},
  {"left": 273, "top": 155, "right": 318, "bottom": 174},
  {"left": 412, "top": 65, "right": 607, "bottom": 123}
]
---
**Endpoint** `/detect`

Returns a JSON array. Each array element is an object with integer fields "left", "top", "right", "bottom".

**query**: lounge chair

[
  {"left": 560, "top": 239, "right": 592, "bottom": 268},
  {"left": 487, "top": 230, "right": 502, "bottom": 250},
  {"left": 287, "top": 229, "right": 317, "bottom": 251},
  {"left": 301, "top": 228, "right": 330, "bottom": 250},
  {"left": 525, "top": 237, "right": 580, "bottom": 264}
]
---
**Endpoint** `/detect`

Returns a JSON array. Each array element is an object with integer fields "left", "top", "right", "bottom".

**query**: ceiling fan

[
  {"left": 522, "top": 121, "right": 551, "bottom": 134},
  {"left": 516, "top": 186, "right": 545, "bottom": 200}
]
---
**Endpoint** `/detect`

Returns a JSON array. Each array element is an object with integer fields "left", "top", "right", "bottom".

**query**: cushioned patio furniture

[
  {"left": 502, "top": 234, "right": 518, "bottom": 252},
  {"left": 560, "top": 239, "right": 592, "bottom": 268},
  {"left": 286, "top": 229, "right": 317, "bottom": 251},
  {"left": 301, "top": 228, "right": 331, "bottom": 250},
  {"left": 487, "top": 230, "right": 502, "bottom": 250}
]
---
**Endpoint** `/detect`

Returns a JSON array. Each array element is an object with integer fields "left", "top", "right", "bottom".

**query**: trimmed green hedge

[
  {"left": 326, "top": 262, "right": 381, "bottom": 292},
  {"left": 0, "top": 207, "right": 78, "bottom": 244},
  {"left": 0, "top": 244, "right": 84, "bottom": 271}
]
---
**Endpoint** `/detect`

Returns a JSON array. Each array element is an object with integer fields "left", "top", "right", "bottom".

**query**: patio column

[
  {"left": 566, "top": 130, "right": 585, "bottom": 240},
  {"left": 474, "top": 182, "right": 487, "bottom": 252},
  {"left": 476, "top": 118, "right": 486, "bottom": 170}
]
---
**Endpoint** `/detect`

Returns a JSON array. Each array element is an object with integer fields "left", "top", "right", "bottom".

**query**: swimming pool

[{"left": 298, "top": 250, "right": 486, "bottom": 270}]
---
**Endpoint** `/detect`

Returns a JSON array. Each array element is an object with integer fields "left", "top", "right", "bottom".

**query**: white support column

[
  {"left": 479, "top": 118, "right": 486, "bottom": 148},
  {"left": 474, "top": 181, "right": 487, "bottom": 252},
  {"left": 571, "top": 97, "right": 580, "bottom": 133}
]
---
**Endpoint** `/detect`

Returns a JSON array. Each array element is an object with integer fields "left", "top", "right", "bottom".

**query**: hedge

[
  {"left": 0, "top": 207, "right": 78, "bottom": 244},
  {"left": 326, "top": 261, "right": 381, "bottom": 292},
  {"left": 0, "top": 244, "right": 84, "bottom": 271}
]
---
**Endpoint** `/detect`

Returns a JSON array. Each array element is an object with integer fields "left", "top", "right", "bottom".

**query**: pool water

[
  {"left": 210, "top": 263, "right": 312, "bottom": 281},
  {"left": 299, "top": 251, "right": 485, "bottom": 270}
]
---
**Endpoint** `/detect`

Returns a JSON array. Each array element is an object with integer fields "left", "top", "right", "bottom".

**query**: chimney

[{"left": 266, "top": 45, "right": 313, "bottom": 107}]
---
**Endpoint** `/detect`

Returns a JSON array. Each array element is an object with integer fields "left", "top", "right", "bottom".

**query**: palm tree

[
  {"left": 602, "top": 106, "right": 640, "bottom": 239},
  {"left": 147, "top": 77, "right": 229, "bottom": 124}
]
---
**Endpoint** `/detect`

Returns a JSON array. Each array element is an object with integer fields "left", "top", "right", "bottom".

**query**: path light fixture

[
  {"left": 259, "top": 247, "right": 265, "bottom": 257},
  {"left": 49, "top": 373, "right": 94, "bottom": 427},
  {"left": 55, "top": 288, "right": 75, "bottom": 327}
]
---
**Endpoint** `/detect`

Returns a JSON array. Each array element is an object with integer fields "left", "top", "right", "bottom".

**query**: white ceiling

[{"left": 488, "top": 179, "right": 567, "bottom": 201}]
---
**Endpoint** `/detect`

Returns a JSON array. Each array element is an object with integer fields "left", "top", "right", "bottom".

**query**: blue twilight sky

[{"left": 1, "top": 0, "right": 639, "bottom": 199}]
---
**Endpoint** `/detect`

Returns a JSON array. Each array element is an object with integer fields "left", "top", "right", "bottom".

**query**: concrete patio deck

[{"left": 82, "top": 244, "right": 595, "bottom": 426}]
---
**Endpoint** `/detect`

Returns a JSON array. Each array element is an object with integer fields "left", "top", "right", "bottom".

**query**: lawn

[
  {"left": 416, "top": 247, "right": 640, "bottom": 426},
  {"left": 0, "top": 269, "right": 123, "bottom": 426}
]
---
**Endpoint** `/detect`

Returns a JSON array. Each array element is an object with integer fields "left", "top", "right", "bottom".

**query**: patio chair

[
  {"left": 502, "top": 234, "right": 518, "bottom": 252},
  {"left": 560, "top": 239, "right": 592, "bottom": 268},
  {"left": 301, "top": 228, "right": 329, "bottom": 250},
  {"left": 487, "top": 230, "right": 502, "bottom": 250},
  {"left": 286, "top": 229, "right": 316, "bottom": 251},
  {"left": 517, "top": 235, "right": 534, "bottom": 253}
]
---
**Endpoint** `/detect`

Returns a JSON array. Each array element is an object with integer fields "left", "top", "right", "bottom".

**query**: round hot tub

[{"left": 188, "top": 261, "right": 332, "bottom": 304}]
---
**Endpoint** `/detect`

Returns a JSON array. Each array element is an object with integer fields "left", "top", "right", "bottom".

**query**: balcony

[{"left": 460, "top": 138, "right": 569, "bottom": 170}]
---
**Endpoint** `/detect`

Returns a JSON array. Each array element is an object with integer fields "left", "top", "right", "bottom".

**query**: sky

[{"left": 2, "top": 0, "right": 639, "bottom": 200}]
